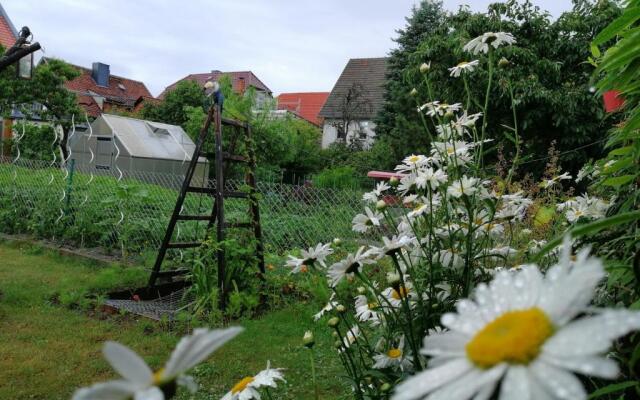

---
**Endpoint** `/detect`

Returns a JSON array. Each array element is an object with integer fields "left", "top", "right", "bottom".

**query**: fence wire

[{"left": 0, "top": 157, "right": 369, "bottom": 261}]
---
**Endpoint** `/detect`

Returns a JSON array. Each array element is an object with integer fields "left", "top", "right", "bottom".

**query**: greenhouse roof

[{"left": 97, "top": 114, "right": 198, "bottom": 162}]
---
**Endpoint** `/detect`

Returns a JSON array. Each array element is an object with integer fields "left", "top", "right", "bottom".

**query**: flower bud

[
  {"left": 332, "top": 238, "right": 342, "bottom": 246},
  {"left": 498, "top": 57, "right": 510, "bottom": 68},
  {"left": 389, "top": 177, "right": 399, "bottom": 187},
  {"left": 409, "top": 88, "right": 418, "bottom": 97},
  {"left": 444, "top": 110, "right": 455, "bottom": 121},
  {"left": 357, "top": 286, "right": 366, "bottom": 295},
  {"left": 303, "top": 330, "right": 315, "bottom": 348},
  {"left": 375, "top": 199, "right": 387, "bottom": 211},
  {"left": 327, "top": 317, "right": 340, "bottom": 328},
  {"left": 336, "top": 304, "right": 347, "bottom": 313},
  {"left": 332, "top": 331, "right": 339, "bottom": 338},
  {"left": 380, "top": 383, "right": 392, "bottom": 393},
  {"left": 334, "top": 340, "right": 343, "bottom": 349},
  {"left": 419, "top": 62, "right": 431, "bottom": 73}
]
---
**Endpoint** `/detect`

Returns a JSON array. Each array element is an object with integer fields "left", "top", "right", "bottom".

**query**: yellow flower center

[
  {"left": 392, "top": 286, "right": 409, "bottom": 300},
  {"left": 152, "top": 368, "right": 166, "bottom": 384},
  {"left": 457, "top": 61, "right": 469, "bottom": 67},
  {"left": 466, "top": 307, "right": 553, "bottom": 369},
  {"left": 231, "top": 376, "right": 255, "bottom": 394},
  {"left": 387, "top": 348, "right": 402, "bottom": 359},
  {"left": 300, "top": 265, "right": 308, "bottom": 273},
  {"left": 368, "top": 302, "right": 378, "bottom": 309},
  {"left": 446, "top": 147, "right": 455, "bottom": 155},
  {"left": 408, "top": 155, "right": 420, "bottom": 163}
]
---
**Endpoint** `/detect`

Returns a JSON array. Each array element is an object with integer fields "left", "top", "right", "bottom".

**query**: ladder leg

[
  {"left": 148, "top": 105, "right": 217, "bottom": 287},
  {"left": 214, "top": 105, "right": 227, "bottom": 309}
]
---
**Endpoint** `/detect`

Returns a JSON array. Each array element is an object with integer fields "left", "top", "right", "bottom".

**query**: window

[{"left": 95, "top": 137, "right": 112, "bottom": 169}]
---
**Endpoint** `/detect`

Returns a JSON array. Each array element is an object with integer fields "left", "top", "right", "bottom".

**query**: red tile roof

[
  {"left": 0, "top": 4, "right": 17, "bottom": 50},
  {"left": 43, "top": 58, "right": 154, "bottom": 117},
  {"left": 160, "top": 70, "right": 271, "bottom": 99},
  {"left": 277, "top": 92, "right": 330, "bottom": 126}
]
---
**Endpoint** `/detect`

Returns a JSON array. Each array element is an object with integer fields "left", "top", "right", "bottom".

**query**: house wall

[{"left": 321, "top": 118, "right": 376, "bottom": 149}]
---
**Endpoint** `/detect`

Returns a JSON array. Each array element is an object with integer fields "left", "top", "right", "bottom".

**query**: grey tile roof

[{"left": 319, "top": 57, "right": 389, "bottom": 120}]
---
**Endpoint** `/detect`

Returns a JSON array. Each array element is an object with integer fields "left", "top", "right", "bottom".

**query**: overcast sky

[{"left": 3, "top": 0, "right": 573, "bottom": 97}]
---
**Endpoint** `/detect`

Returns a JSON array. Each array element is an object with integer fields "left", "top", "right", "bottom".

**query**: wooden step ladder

[{"left": 147, "top": 91, "right": 265, "bottom": 309}]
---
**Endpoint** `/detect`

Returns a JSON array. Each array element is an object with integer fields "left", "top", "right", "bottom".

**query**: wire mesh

[{"left": 0, "top": 156, "right": 369, "bottom": 261}]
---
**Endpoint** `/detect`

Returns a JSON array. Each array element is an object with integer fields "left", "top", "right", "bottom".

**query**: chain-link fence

[{"left": 0, "top": 157, "right": 369, "bottom": 260}]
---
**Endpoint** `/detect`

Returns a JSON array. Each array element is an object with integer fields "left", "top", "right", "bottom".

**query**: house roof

[
  {"left": 159, "top": 70, "right": 272, "bottom": 98},
  {"left": 277, "top": 92, "right": 330, "bottom": 126},
  {"left": 0, "top": 2, "right": 18, "bottom": 50},
  {"left": 97, "top": 114, "right": 198, "bottom": 162},
  {"left": 41, "top": 58, "right": 154, "bottom": 116},
  {"left": 319, "top": 57, "right": 389, "bottom": 120}
]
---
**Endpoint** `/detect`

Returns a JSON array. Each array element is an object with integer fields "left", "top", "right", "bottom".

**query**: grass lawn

[{"left": 0, "top": 240, "right": 347, "bottom": 399}]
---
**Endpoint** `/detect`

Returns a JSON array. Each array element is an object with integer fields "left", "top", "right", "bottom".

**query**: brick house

[
  {"left": 0, "top": 2, "right": 18, "bottom": 155},
  {"left": 276, "top": 92, "right": 330, "bottom": 126},
  {"left": 160, "top": 70, "right": 272, "bottom": 108},
  {"left": 50, "top": 59, "right": 154, "bottom": 118}
]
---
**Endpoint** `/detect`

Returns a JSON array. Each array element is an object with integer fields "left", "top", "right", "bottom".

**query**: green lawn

[{"left": 0, "top": 240, "right": 347, "bottom": 399}]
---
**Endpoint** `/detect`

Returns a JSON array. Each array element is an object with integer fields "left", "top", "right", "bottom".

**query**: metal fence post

[{"left": 64, "top": 159, "right": 75, "bottom": 214}]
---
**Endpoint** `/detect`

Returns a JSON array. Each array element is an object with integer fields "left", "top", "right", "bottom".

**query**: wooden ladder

[{"left": 147, "top": 98, "right": 265, "bottom": 309}]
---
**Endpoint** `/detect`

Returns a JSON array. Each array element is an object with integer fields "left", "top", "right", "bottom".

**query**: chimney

[
  {"left": 92, "top": 62, "right": 110, "bottom": 87},
  {"left": 237, "top": 76, "right": 246, "bottom": 94}
]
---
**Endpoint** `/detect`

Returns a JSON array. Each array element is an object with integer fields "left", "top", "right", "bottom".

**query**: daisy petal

[
  {"left": 164, "top": 327, "right": 243, "bottom": 377},
  {"left": 71, "top": 380, "right": 137, "bottom": 400},
  {"left": 427, "top": 363, "right": 506, "bottom": 400},
  {"left": 134, "top": 386, "right": 164, "bottom": 400},
  {"left": 103, "top": 342, "right": 152, "bottom": 384},
  {"left": 530, "top": 360, "right": 587, "bottom": 400},
  {"left": 540, "top": 354, "right": 619, "bottom": 379},
  {"left": 500, "top": 366, "right": 531, "bottom": 400},
  {"left": 392, "top": 358, "right": 472, "bottom": 400},
  {"left": 542, "top": 310, "right": 640, "bottom": 357},
  {"left": 421, "top": 330, "right": 468, "bottom": 358}
]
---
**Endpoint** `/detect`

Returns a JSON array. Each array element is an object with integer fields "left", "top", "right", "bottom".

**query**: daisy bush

[{"left": 284, "top": 30, "right": 640, "bottom": 400}]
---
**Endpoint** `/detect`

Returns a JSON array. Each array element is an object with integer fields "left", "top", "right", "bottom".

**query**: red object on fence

[
  {"left": 603, "top": 90, "right": 625, "bottom": 113},
  {"left": 367, "top": 170, "right": 404, "bottom": 180}
]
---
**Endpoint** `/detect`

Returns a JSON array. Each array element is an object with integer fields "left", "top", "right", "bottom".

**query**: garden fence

[{"left": 0, "top": 156, "right": 369, "bottom": 262}]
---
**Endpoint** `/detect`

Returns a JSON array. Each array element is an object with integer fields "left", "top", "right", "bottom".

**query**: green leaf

[
  {"left": 591, "top": 43, "right": 601, "bottom": 59},
  {"left": 533, "top": 206, "right": 554, "bottom": 227},
  {"left": 533, "top": 211, "right": 640, "bottom": 261},
  {"left": 593, "top": 6, "right": 640, "bottom": 46},
  {"left": 608, "top": 146, "right": 634, "bottom": 156},
  {"left": 587, "top": 381, "right": 639, "bottom": 399},
  {"left": 602, "top": 175, "right": 636, "bottom": 187}
]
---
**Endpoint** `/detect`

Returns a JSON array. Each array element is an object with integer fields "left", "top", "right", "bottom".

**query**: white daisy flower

[
  {"left": 382, "top": 281, "right": 418, "bottom": 309},
  {"left": 415, "top": 167, "right": 448, "bottom": 190},
  {"left": 327, "top": 246, "right": 375, "bottom": 287},
  {"left": 313, "top": 293, "right": 340, "bottom": 321},
  {"left": 407, "top": 196, "right": 440, "bottom": 219},
  {"left": 431, "top": 141, "right": 474, "bottom": 166},
  {"left": 436, "top": 247, "right": 464, "bottom": 269},
  {"left": 339, "top": 325, "right": 361, "bottom": 351},
  {"left": 397, "top": 154, "right": 431, "bottom": 172},
  {"left": 363, "top": 181, "right": 392, "bottom": 203},
  {"left": 222, "top": 361, "right": 285, "bottom": 400},
  {"left": 463, "top": 31, "right": 516, "bottom": 55},
  {"left": 421, "top": 102, "right": 463, "bottom": 117},
  {"left": 369, "top": 235, "right": 415, "bottom": 258},
  {"left": 448, "top": 60, "right": 480, "bottom": 77},
  {"left": 286, "top": 242, "right": 333, "bottom": 273},
  {"left": 352, "top": 207, "right": 383, "bottom": 233},
  {"left": 72, "top": 327, "right": 243, "bottom": 400},
  {"left": 447, "top": 176, "right": 479, "bottom": 198},
  {"left": 541, "top": 172, "right": 572, "bottom": 189},
  {"left": 393, "top": 242, "right": 640, "bottom": 400},
  {"left": 373, "top": 336, "right": 413, "bottom": 372},
  {"left": 355, "top": 295, "right": 381, "bottom": 326}
]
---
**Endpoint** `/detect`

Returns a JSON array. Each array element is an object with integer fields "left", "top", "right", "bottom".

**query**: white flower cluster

[{"left": 557, "top": 194, "right": 611, "bottom": 222}]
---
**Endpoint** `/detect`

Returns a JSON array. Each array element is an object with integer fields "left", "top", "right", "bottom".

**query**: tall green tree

[
  {"left": 0, "top": 52, "right": 82, "bottom": 160},
  {"left": 375, "top": 0, "right": 621, "bottom": 176},
  {"left": 141, "top": 80, "right": 206, "bottom": 126}
]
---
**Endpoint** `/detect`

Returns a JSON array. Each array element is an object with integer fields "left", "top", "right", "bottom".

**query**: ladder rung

[
  {"left": 224, "top": 191, "right": 249, "bottom": 199},
  {"left": 221, "top": 117, "right": 248, "bottom": 128},
  {"left": 224, "top": 153, "right": 249, "bottom": 162},
  {"left": 225, "top": 222, "right": 253, "bottom": 229},
  {"left": 177, "top": 215, "right": 212, "bottom": 221},
  {"left": 156, "top": 268, "right": 189, "bottom": 277},
  {"left": 167, "top": 242, "right": 202, "bottom": 249},
  {"left": 198, "top": 152, "right": 248, "bottom": 163},
  {"left": 187, "top": 186, "right": 216, "bottom": 194}
]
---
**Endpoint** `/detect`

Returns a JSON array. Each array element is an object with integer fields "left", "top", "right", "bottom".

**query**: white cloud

[{"left": 4, "top": 0, "right": 572, "bottom": 97}]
